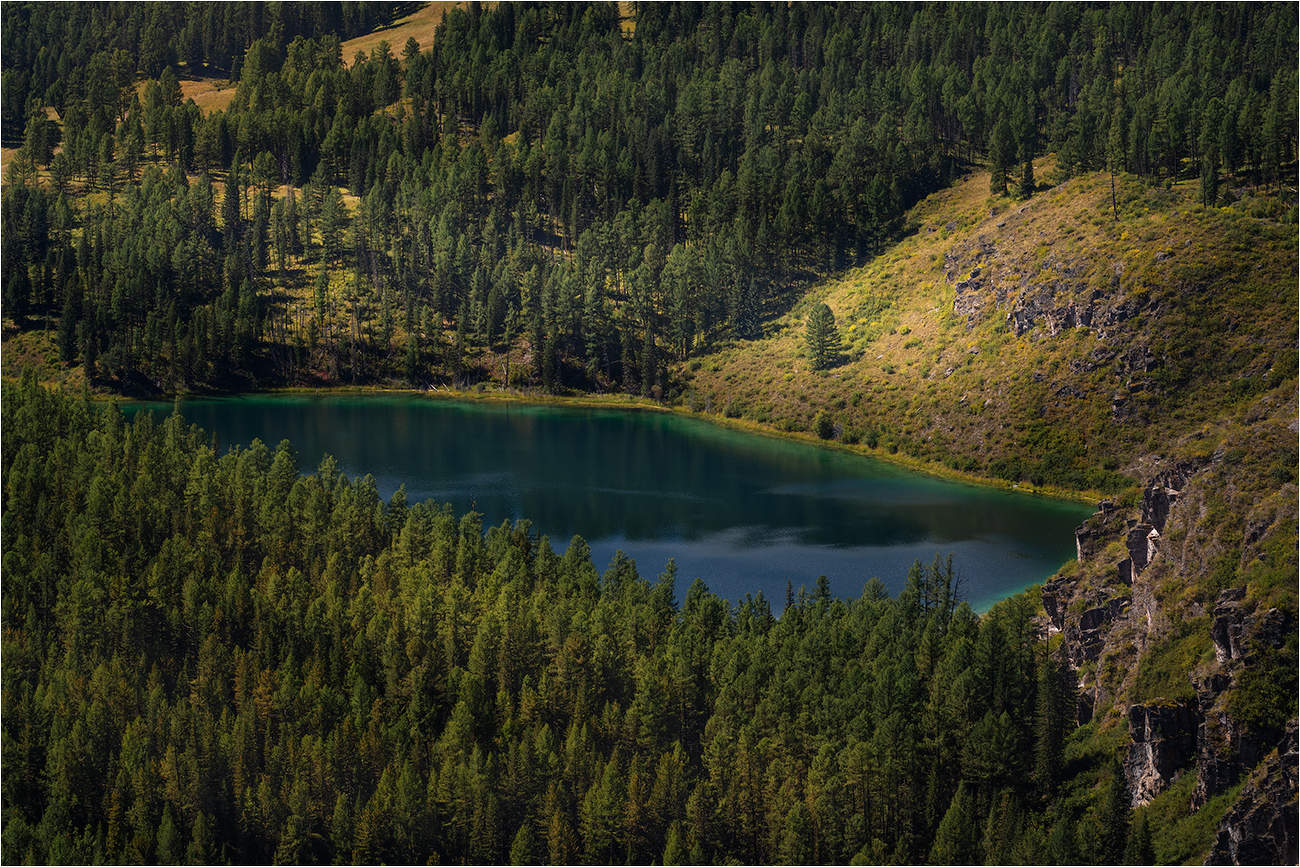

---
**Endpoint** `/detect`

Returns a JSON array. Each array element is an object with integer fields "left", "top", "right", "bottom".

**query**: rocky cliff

[
  {"left": 1043, "top": 412, "right": 1297, "bottom": 863},
  {"left": 940, "top": 173, "right": 1298, "bottom": 863},
  {"left": 1205, "top": 722, "right": 1298, "bottom": 865}
]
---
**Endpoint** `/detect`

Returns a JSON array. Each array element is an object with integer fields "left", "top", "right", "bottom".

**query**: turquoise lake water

[{"left": 125, "top": 394, "right": 1092, "bottom": 611}]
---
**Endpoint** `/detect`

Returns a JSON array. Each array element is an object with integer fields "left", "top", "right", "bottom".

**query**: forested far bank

[
  {"left": 3, "top": 373, "right": 1153, "bottom": 865},
  {"left": 3, "top": 2, "right": 1295, "bottom": 403}
]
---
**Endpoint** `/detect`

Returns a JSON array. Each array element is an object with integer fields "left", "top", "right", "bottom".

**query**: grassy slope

[
  {"left": 340, "top": 2, "right": 459, "bottom": 64},
  {"left": 679, "top": 158, "right": 1297, "bottom": 496}
]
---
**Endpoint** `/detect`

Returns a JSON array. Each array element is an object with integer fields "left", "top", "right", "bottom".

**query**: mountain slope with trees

[
  {"left": 3, "top": 2, "right": 1295, "bottom": 402},
  {"left": 1, "top": 3, "right": 1297, "bottom": 863},
  {"left": 681, "top": 157, "right": 1297, "bottom": 863},
  {"left": 0, "top": 374, "right": 1177, "bottom": 864},
  {"left": 683, "top": 158, "right": 1297, "bottom": 492}
]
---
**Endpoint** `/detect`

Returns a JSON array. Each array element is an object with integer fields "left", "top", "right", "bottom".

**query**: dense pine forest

[
  {"left": 3, "top": 3, "right": 1295, "bottom": 408},
  {"left": 4, "top": 374, "right": 1130, "bottom": 864},
  {"left": 2, "top": 3, "right": 1298, "bottom": 865}
]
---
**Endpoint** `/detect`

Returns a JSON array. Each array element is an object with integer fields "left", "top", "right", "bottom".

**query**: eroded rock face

[
  {"left": 1195, "top": 699, "right": 1281, "bottom": 810},
  {"left": 1125, "top": 702, "right": 1199, "bottom": 806},
  {"left": 1041, "top": 578, "right": 1067, "bottom": 633},
  {"left": 1005, "top": 282, "right": 1101, "bottom": 337},
  {"left": 1211, "top": 588, "right": 1250, "bottom": 664},
  {"left": 1141, "top": 475, "right": 1183, "bottom": 530},
  {"left": 1194, "top": 594, "right": 1294, "bottom": 808},
  {"left": 1041, "top": 460, "right": 1295, "bottom": 835},
  {"left": 1208, "top": 589, "right": 1289, "bottom": 667},
  {"left": 1127, "top": 523, "right": 1155, "bottom": 572},
  {"left": 1074, "top": 500, "right": 1125, "bottom": 562},
  {"left": 1205, "top": 721, "right": 1299, "bottom": 866},
  {"left": 1064, "top": 595, "right": 1130, "bottom": 667}
]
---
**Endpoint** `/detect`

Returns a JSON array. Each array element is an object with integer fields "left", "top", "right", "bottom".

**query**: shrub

[
  {"left": 1227, "top": 636, "right": 1298, "bottom": 729},
  {"left": 815, "top": 411, "right": 835, "bottom": 440}
]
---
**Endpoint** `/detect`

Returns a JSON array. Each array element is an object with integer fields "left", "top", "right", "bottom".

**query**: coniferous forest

[
  {"left": 3, "top": 3, "right": 1295, "bottom": 403},
  {"left": 4, "top": 373, "right": 1095, "bottom": 864},
  {"left": 2, "top": 3, "right": 1298, "bottom": 865}
]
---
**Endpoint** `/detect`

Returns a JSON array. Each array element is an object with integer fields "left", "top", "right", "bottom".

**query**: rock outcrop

[
  {"left": 1191, "top": 590, "right": 1294, "bottom": 809},
  {"left": 1043, "top": 469, "right": 1191, "bottom": 712},
  {"left": 1045, "top": 461, "right": 1297, "bottom": 837},
  {"left": 1205, "top": 721, "right": 1299, "bottom": 866},
  {"left": 1124, "top": 701, "right": 1199, "bottom": 806},
  {"left": 1071, "top": 499, "right": 1126, "bottom": 563}
]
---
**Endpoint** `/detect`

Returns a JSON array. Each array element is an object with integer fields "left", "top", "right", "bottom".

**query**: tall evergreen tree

[{"left": 805, "top": 302, "right": 841, "bottom": 371}]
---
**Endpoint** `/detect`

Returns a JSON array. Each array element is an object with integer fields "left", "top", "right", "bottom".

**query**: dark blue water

[{"left": 125, "top": 394, "right": 1091, "bottom": 611}]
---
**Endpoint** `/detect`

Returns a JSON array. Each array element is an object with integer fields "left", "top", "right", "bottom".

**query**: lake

[{"left": 125, "top": 393, "right": 1092, "bottom": 612}]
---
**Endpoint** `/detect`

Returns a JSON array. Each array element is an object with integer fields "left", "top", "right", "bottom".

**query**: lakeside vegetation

[
  {"left": 3, "top": 2, "right": 1295, "bottom": 491},
  {"left": 1, "top": 2, "right": 1297, "bottom": 864},
  {"left": 3, "top": 374, "right": 1127, "bottom": 865}
]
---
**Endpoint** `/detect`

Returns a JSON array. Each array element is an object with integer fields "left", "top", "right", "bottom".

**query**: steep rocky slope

[{"left": 682, "top": 161, "right": 1298, "bottom": 862}]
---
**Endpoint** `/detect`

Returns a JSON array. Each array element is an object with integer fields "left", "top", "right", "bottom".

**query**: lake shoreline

[{"left": 119, "top": 381, "right": 1103, "bottom": 508}]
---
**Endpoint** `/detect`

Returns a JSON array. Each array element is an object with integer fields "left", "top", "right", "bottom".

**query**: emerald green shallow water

[{"left": 125, "top": 394, "right": 1092, "bottom": 612}]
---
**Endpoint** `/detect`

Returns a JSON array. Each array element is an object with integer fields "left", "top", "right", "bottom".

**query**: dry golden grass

[
  {"left": 681, "top": 157, "right": 1298, "bottom": 494},
  {"left": 341, "top": 2, "right": 460, "bottom": 65},
  {"left": 180, "top": 75, "right": 237, "bottom": 115},
  {"left": 131, "top": 72, "right": 236, "bottom": 116},
  {"left": 1, "top": 325, "right": 89, "bottom": 393},
  {"left": 618, "top": 1, "right": 636, "bottom": 38}
]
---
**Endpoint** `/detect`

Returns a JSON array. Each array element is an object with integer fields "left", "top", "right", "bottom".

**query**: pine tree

[
  {"left": 930, "top": 781, "right": 980, "bottom": 865},
  {"left": 223, "top": 158, "right": 243, "bottom": 245},
  {"left": 805, "top": 302, "right": 841, "bottom": 370},
  {"left": 1107, "top": 101, "right": 1126, "bottom": 221},
  {"left": 404, "top": 333, "right": 420, "bottom": 386},
  {"left": 1123, "top": 813, "right": 1154, "bottom": 865},
  {"left": 1103, "top": 758, "right": 1131, "bottom": 862},
  {"left": 509, "top": 819, "right": 538, "bottom": 865},
  {"left": 1033, "top": 646, "right": 1066, "bottom": 795},
  {"left": 641, "top": 324, "right": 657, "bottom": 397},
  {"left": 1014, "top": 97, "right": 1037, "bottom": 198}
]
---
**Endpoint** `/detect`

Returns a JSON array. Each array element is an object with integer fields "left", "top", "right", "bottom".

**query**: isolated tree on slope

[{"left": 806, "top": 302, "right": 841, "bottom": 370}]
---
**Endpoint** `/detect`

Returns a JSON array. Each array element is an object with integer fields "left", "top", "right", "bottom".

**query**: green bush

[
  {"left": 815, "top": 411, "right": 835, "bottom": 439},
  {"left": 1227, "top": 635, "right": 1298, "bottom": 729}
]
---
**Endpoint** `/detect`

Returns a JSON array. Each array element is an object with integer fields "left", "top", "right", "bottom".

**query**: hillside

[
  {"left": 2, "top": 2, "right": 1297, "bottom": 863},
  {"left": 680, "top": 160, "right": 1297, "bottom": 495},
  {"left": 339, "top": 1, "right": 458, "bottom": 65},
  {"left": 681, "top": 161, "right": 1299, "bottom": 862}
]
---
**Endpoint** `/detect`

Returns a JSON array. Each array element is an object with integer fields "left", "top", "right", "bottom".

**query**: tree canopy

[
  {"left": 2, "top": 2, "right": 1293, "bottom": 396},
  {"left": 3, "top": 374, "right": 1124, "bottom": 864}
]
